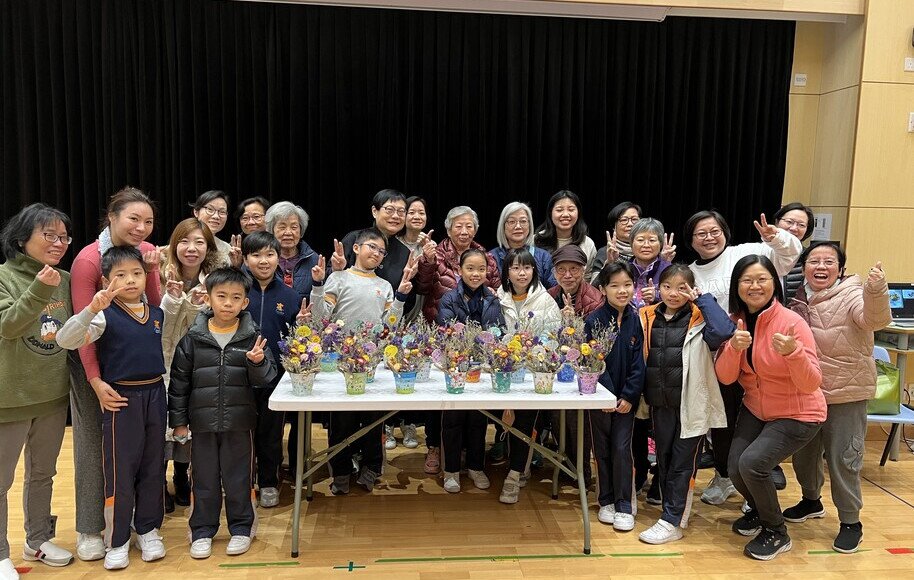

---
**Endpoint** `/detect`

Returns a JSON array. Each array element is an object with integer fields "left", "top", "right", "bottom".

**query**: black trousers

[
  {"left": 588, "top": 409, "right": 635, "bottom": 513},
  {"left": 508, "top": 410, "right": 540, "bottom": 473},
  {"left": 632, "top": 416, "right": 652, "bottom": 489},
  {"left": 328, "top": 411, "right": 384, "bottom": 476},
  {"left": 189, "top": 430, "right": 256, "bottom": 541},
  {"left": 441, "top": 411, "right": 487, "bottom": 473},
  {"left": 651, "top": 406, "right": 703, "bottom": 527},
  {"left": 424, "top": 410, "right": 441, "bottom": 447},
  {"left": 710, "top": 381, "right": 744, "bottom": 477},
  {"left": 254, "top": 388, "right": 284, "bottom": 488}
]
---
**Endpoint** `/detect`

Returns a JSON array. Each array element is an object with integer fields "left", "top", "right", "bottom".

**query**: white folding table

[{"left": 269, "top": 368, "right": 616, "bottom": 557}]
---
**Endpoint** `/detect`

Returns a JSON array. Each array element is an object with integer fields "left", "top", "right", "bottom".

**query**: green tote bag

[{"left": 866, "top": 359, "right": 901, "bottom": 415}]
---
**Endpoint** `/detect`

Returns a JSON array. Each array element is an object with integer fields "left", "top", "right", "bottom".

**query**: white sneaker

[
  {"left": 135, "top": 529, "right": 165, "bottom": 562},
  {"left": 443, "top": 472, "right": 461, "bottom": 493},
  {"left": 190, "top": 538, "right": 213, "bottom": 559},
  {"left": 402, "top": 424, "right": 419, "bottom": 449},
  {"left": 226, "top": 536, "right": 252, "bottom": 556},
  {"left": 384, "top": 425, "right": 397, "bottom": 450},
  {"left": 23, "top": 541, "right": 73, "bottom": 567},
  {"left": 260, "top": 486, "right": 279, "bottom": 508},
  {"left": 467, "top": 469, "right": 490, "bottom": 490},
  {"left": 0, "top": 558, "right": 20, "bottom": 580},
  {"left": 500, "top": 471, "right": 521, "bottom": 504},
  {"left": 519, "top": 468, "right": 531, "bottom": 488},
  {"left": 700, "top": 473, "right": 737, "bottom": 505},
  {"left": 613, "top": 512, "right": 635, "bottom": 532},
  {"left": 103, "top": 542, "right": 130, "bottom": 570},
  {"left": 76, "top": 533, "right": 106, "bottom": 561},
  {"left": 741, "top": 500, "right": 751, "bottom": 514},
  {"left": 598, "top": 504, "right": 616, "bottom": 524},
  {"left": 639, "top": 519, "right": 683, "bottom": 544}
]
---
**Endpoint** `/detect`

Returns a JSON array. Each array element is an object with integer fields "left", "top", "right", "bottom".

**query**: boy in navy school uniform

[
  {"left": 168, "top": 267, "right": 277, "bottom": 560},
  {"left": 56, "top": 246, "right": 168, "bottom": 571},
  {"left": 241, "top": 231, "right": 310, "bottom": 508}
]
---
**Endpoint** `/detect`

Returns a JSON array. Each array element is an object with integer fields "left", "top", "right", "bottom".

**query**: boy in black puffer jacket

[{"left": 169, "top": 268, "right": 277, "bottom": 560}]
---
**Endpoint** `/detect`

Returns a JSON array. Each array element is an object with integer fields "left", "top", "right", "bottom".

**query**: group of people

[{"left": 0, "top": 186, "right": 891, "bottom": 578}]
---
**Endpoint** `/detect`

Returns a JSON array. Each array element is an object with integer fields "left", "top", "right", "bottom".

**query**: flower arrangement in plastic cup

[
  {"left": 431, "top": 322, "right": 476, "bottom": 394},
  {"left": 360, "top": 321, "right": 391, "bottom": 382},
  {"left": 337, "top": 324, "right": 385, "bottom": 395},
  {"left": 477, "top": 327, "right": 528, "bottom": 393},
  {"left": 318, "top": 318, "right": 346, "bottom": 371},
  {"left": 278, "top": 322, "right": 323, "bottom": 395},
  {"left": 567, "top": 323, "right": 616, "bottom": 394},
  {"left": 525, "top": 335, "right": 562, "bottom": 394},
  {"left": 384, "top": 324, "right": 428, "bottom": 394},
  {"left": 556, "top": 315, "right": 586, "bottom": 382}
]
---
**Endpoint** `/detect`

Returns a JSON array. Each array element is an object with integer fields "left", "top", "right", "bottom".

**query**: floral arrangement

[
  {"left": 431, "top": 322, "right": 477, "bottom": 374},
  {"left": 383, "top": 322, "right": 430, "bottom": 373},
  {"left": 525, "top": 335, "right": 563, "bottom": 373},
  {"left": 566, "top": 323, "right": 617, "bottom": 373},
  {"left": 318, "top": 318, "right": 346, "bottom": 353},
  {"left": 278, "top": 323, "right": 323, "bottom": 374},
  {"left": 557, "top": 315, "right": 586, "bottom": 354},
  {"left": 337, "top": 321, "right": 390, "bottom": 374},
  {"left": 477, "top": 327, "right": 531, "bottom": 373}
]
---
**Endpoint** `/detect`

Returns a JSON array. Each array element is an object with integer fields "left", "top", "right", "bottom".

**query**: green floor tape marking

[
  {"left": 377, "top": 552, "right": 679, "bottom": 563},
  {"left": 219, "top": 561, "right": 301, "bottom": 568},
  {"left": 807, "top": 549, "right": 872, "bottom": 555}
]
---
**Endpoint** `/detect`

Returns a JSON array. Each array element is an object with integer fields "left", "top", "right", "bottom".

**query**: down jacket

[
  {"left": 436, "top": 280, "right": 505, "bottom": 329},
  {"left": 169, "top": 310, "right": 277, "bottom": 433},
  {"left": 497, "top": 281, "right": 563, "bottom": 336},
  {"left": 789, "top": 274, "right": 891, "bottom": 404},
  {"left": 416, "top": 237, "right": 501, "bottom": 323}
]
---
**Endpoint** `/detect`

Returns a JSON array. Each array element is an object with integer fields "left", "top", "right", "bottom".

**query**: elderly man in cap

[{"left": 548, "top": 245, "right": 605, "bottom": 318}]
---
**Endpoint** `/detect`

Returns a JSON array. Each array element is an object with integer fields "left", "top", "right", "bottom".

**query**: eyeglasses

[
  {"left": 693, "top": 229, "right": 723, "bottom": 240},
  {"left": 508, "top": 265, "right": 533, "bottom": 273},
  {"left": 380, "top": 205, "right": 406, "bottom": 217},
  {"left": 738, "top": 276, "right": 773, "bottom": 287},
  {"left": 617, "top": 216, "right": 640, "bottom": 225},
  {"left": 555, "top": 266, "right": 582, "bottom": 276},
  {"left": 779, "top": 218, "right": 808, "bottom": 230},
  {"left": 505, "top": 218, "right": 529, "bottom": 229},
  {"left": 202, "top": 206, "right": 228, "bottom": 218},
  {"left": 240, "top": 213, "right": 264, "bottom": 223},
  {"left": 42, "top": 233, "right": 73, "bottom": 245},
  {"left": 807, "top": 259, "right": 838, "bottom": 268},
  {"left": 361, "top": 242, "right": 388, "bottom": 257}
]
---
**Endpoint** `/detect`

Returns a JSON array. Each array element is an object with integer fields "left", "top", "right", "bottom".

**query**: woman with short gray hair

[
  {"left": 265, "top": 201, "right": 318, "bottom": 300},
  {"left": 489, "top": 202, "right": 556, "bottom": 289}
]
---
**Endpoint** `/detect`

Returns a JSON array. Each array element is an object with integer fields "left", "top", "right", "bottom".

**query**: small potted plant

[
  {"left": 278, "top": 323, "right": 323, "bottom": 396},
  {"left": 478, "top": 328, "right": 525, "bottom": 393},
  {"left": 556, "top": 315, "right": 586, "bottom": 382},
  {"left": 384, "top": 325, "right": 427, "bottom": 394},
  {"left": 431, "top": 322, "right": 475, "bottom": 394},
  {"left": 318, "top": 318, "right": 346, "bottom": 372},
  {"left": 337, "top": 330, "right": 379, "bottom": 395},
  {"left": 525, "top": 337, "right": 562, "bottom": 394},
  {"left": 571, "top": 324, "right": 616, "bottom": 395}
]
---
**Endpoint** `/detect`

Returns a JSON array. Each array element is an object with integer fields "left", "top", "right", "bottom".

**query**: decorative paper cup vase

[
  {"left": 367, "top": 364, "right": 378, "bottom": 383},
  {"left": 491, "top": 371, "right": 512, "bottom": 393},
  {"left": 510, "top": 368, "right": 526, "bottom": 384},
  {"left": 343, "top": 372, "right": 368, "bottom": 395},
  {"left": 394, "top": 371, "right": 418, "bottom": 394},
  {"left": 556, "top": 363, "right": 576, "bottom": 383},
  {"left": 466, "top": 363, "right": 482, "bottom": 383},
  {"left": 576, "top": 371, "right": 601, "bottom": 395},
  {"left": 533, "top": 372, "right": 555, "bottom": 394},
  {"left": 290, "top": 371, "right": 316, "bottom": 396},
  {"left": 320, "top": 352, "right": 340, "bottom": 372},
  {"left": 416, "top": 359, "right": 432, "bottom": 382},
  {"left": 445, "top": 371, "right": 466, "bottom": 394}
]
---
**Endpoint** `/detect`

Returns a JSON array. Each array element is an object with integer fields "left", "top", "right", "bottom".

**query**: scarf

[
  {"left": 463, "top": 283, "right": 487, "bottom": 323},
  {"left": 98, "top": 226, "right": 114, "bottom": 256},
  {"left": 615, "top": 239, "right": 633, "bottom": 261}
]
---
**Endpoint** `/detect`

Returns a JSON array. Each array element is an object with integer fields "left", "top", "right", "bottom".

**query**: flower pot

[
  {"left": 367, "top": 364, "right": 378, "bottom": 383},
  {"left": 394, "top": 371, "right": 418, "bottom": 394},
  {"left": 491, "top": 371, "right": 512, "bottom": 393},
  {"left": 466, "top": 362, "right": 482, "bottom": 383},
  {"left": 556, "top": 363, "right": 576, "bottom": 383},
  {"left": 533, "top": 372, "right": 555, "bottom": 395},
  {"left": 416, "top": 359, "right": 432, "bottom": 382},
  {"left": 289, "top": 371, "right": 316, "bottom": 396},
  {"left": 343, "top": 372, "right": 368, "bottom": 395},
  {"left": 576, "top": 371, "right": 601, "bottom": 395},
  {"left": 445, "top": 371, "right": 466, "bottom": 394},
  {"left": 320, "top": 352, "right": 340, "bottom": 372},
  {"left": 510, "top": 368, "right": 526, "bottom": 384}
]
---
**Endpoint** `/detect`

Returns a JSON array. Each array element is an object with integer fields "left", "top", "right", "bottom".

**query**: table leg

[
  {"left": 890, "top": 338, "right": 908, "bottom": 461},
  {"left": 291, "top": 410, "right": 305, "bottom": 557},
  {"left": 576, "top": 409, "right": 591, "bottom": 554},
  {"left": 305, "top": 411, "right": 313, "bottom": 501},
  {"left": 552, "top": 410, "right": 566, "bottom": 500}
]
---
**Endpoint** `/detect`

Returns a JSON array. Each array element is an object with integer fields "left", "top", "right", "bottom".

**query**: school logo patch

[
  {"left": 154, "top": 320, "right": 162, "bottom": 334},
  {"left": 276, "top": 303, "right": 285, "bottom": 315}
]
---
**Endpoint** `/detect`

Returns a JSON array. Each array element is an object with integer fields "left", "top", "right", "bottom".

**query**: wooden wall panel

[
  {"left": 861, "top": 0, "right": 914, "bottom": 84},
  {"left": 810, "top": 86, "right": 859, "bottom": 207},
  {"left": 844, "top": 208, "right": 914, "bottom": 277},
  {"left": 821, "top": 15, "right": 864, "bottom": 94},
  {"left": 783, "top": 94, "right": 820, "bottom": 204}
]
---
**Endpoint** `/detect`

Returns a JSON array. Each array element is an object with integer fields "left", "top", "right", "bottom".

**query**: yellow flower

[
  {"left": 295, "top": 325, "right": 312, "bottom": 338},
  {"left": 388, "top": 315, "right": 398, "bottom": 324},
  {"left": 565, "top": 327, "right": 576, "bottom": 335},
  {"left": 384, "top": 345, "right": 399, "bottom": 359},
  {"left": 290, "top": 356, "right": 300, "bottom": 365},
  {"left": 581, "top": 343, "right": 592, "bottom": 356}
]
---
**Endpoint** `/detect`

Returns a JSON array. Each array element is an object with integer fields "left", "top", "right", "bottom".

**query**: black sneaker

[
  {"left": 771, "top": 465, "right": 787, "bottom": 491},
  {"left": 732, "top": 509, "right": 762, "bottom": 536},
  {"left": 783, "top": 498, "right": 826, "bottom": 523},
  {"left": 646, "top": 477, "right": 662, "bottom": 505},
  {"left": 833, "top": 522, "right": 863, "bottom": 553},
  {"left": 487, "top": 439, "right": 507, "bottom": 463},
  {"left": 697, "top": 448, "right": 715, "bottom": 470},
  {"left": 745, "top": 526, "right": 792, "bottom": 560}
]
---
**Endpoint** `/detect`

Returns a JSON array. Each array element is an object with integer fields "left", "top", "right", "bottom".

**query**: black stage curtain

[{"left": 0, "top": 0, "right": 794, "bottom": 262}]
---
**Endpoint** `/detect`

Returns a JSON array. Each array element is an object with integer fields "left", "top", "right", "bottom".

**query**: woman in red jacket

[{"left": 715, "top": 255, "right": 825, "bottom": 561}]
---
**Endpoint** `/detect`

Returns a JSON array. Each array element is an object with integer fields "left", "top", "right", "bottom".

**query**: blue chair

[{"left": 866, "top": 346, "right": 914, "bottom": 465}]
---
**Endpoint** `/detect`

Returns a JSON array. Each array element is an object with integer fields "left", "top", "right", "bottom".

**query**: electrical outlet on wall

[
  {"left": 905, "top": 57, "right": 914, "bottom": 72},
  {"left": 793, "top": 73, "right": 808, "bottom": 87},
  {"left": 909, "top": 112, "right": 914, "bottom": 133}
]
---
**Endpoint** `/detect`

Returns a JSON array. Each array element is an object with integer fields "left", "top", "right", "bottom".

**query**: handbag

[{"left": 866, "top": 359, "right": 901, "bottom": 415}]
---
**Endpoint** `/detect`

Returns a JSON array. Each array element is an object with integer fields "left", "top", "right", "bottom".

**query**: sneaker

[
  {"left": 357, "top": 467, "right": 379, "bottom": 492},
  {"left": 741, "top": 501, "right": 751, "bottom": 514},
  {"left": 613, "top": 512, "right": 635, "bottom": 532},
  {"left": 331, "top": 475, "right": 350, "bottom": 495},
  {"left": 530, "top": 450, "right": 543, "bottom": 469},
  {"left": 639, "top": 519, "right": 683, "bottom": 544},
  {"left": 771, "top": 465, "right": 787, "bottom": 491},
  {"left": 190, "top": 538, "right": 213, "bottom": 559},
  {"left": 443, "top": 472, "right": 461, "bottom": 493},
  {"left": 226, "top": 535, "right": 252, "bottom": 556},
  {"left": 487, "top": 439, "right": 507, "bottom": 463},
  {"left": 384, "top": 425, "right": 397, "bottom": 450},
  {"left": 597, "top": 504, "right": 616, "bottom": 524},
  {"left": 103, "top": 542, "right": 130, "bottom": 570},
  {"left": 467, "top": 469, "right": 490, "bottom": 490},
  {"left": 833, "top": 522, "right": 863, "bottom": 554},
  {"left": 424, "top": 447, "right": 441, "bottom": 475},
  {"left": 402, "top": 424, "right": 419, "bottom": 449},
  {"left": 260, "top": 486, "right": 279, "bottom": 508},
  {"left": 732, "top": 509, "right": 762, "bottom": 536},
  {"left": 76, "top": 533, "right": 106, "bottom": 562},
  {"left": 518, "top": 468, "right": 531, "bottom": 488},
  {"left": 164, "top": 488, "right": 175, "bottom": 514},
  {"left": 745, "top": 526, "right": 792, "bottom": 560},
  {"left": 23, "top": 541, "right": 74, "bottom": 567},
  {"left": 697, "top": 447, "right": 715, "bottom": 470},
  {"left": 646, "top": 477, "right": 662, "bottom": 505},
  {"left": 500, "top": 471, "right": 521, "bottom": 504},
  {"left": 0, "top": 558, "right": 19, "bottom": 580},
  {"left": 783, "top": 497, "right": 826, "bottom": 523},
  {"left": 134, "top": 529, "right": 165, "bottom": 562},
  {"left": 700, "top": 473, "right": 736, "bottom": 505}
]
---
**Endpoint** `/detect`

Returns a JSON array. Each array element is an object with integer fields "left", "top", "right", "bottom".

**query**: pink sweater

[
  {"left": 715, "top": 300, "right": 826, "bottom": 423},
  {"left": 70, "top": 240, "right": 162, "bottom": 381}
]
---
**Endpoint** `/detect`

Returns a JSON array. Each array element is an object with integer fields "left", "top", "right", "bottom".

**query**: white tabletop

[{"left": 269, "top": 368, "right": 616, "bottom": 412}]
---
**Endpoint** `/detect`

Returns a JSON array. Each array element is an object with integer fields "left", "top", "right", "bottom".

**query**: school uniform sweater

[
  {"left": 584, "top": 303, "right": 646, "bottom": 405},
  {"left": 311, "top": 268, "right": 407, "bottom": 329},
  {"left": 244, "top": 271, "right": 300, "bottom": 386}
]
